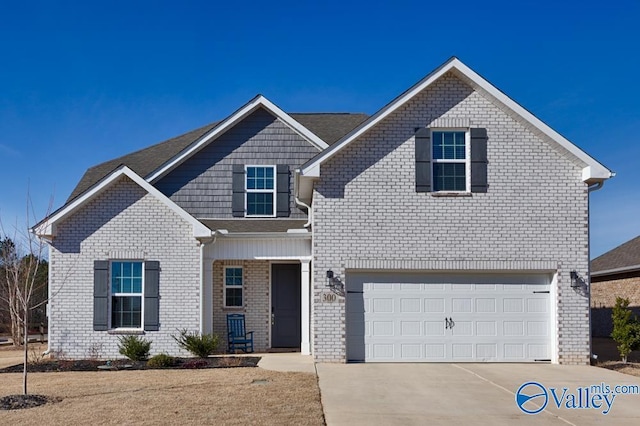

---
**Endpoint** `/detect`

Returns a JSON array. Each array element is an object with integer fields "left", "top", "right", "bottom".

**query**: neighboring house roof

[
  {"left": 201, "top": 219, "right": 308, "bottom": 233},
  {"left": 299, "top": 56, "right": 613, "bottom": 185},
  {"left": 34, "top": 166, "right": 212, "bottom": 239},
  {"left": 592, "top": 235, "right": 640, "bottom": 277},
  {"left": 68, "top": 107, "right": 367, "bottom": 202}
]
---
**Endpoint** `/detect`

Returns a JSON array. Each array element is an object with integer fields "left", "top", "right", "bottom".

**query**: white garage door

[{"left": 346, "top": 272, "right": 552, "bottom": 362}]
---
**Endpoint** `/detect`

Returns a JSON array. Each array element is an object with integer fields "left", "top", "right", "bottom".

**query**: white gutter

[
  {"left": 216, "top": 230, "right": 311, "bottom": 239},
  {"left": 591, "top": 264, "right": 640, "bottom": 278}
]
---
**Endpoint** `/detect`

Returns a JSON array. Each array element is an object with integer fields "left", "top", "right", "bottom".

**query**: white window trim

[
  {"left": 109, "top": 260, "right": 144, "bottom": 331},
  {"left": 245, "top": 165, "right": 277, "bottom": 217},
  {"left": 431, "top": 128, "right": 471, "bottom": 193},
  {"left": 223, "top": 266, "right": 244, "bottom": 308}
]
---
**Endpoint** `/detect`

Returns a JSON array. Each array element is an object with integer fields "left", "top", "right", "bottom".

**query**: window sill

[
  {"left": 107, "top": 329, "right": 145, "bottom": 335},
  {"left": 223, "top": 306, "right": 245, "bottom": 311},
  {"left": 430, "top": 192, "right": 472, "bottom": 197}
]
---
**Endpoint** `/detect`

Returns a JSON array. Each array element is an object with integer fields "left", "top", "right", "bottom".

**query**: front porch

[{"left": 201, "top": 233, "right": 312, "bottom": 355}]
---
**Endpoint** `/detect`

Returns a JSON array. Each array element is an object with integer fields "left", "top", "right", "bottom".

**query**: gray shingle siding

[
  {"left": 155, "top": 108, "right": 320, "bottom": 219},
  {"left": 312, "top": 72, "right": 590, "bottom": 364}
]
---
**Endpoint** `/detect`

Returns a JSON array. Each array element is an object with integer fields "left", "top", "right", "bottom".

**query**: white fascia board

[
  {"left": 147, "top": 95, "right": 327, "bottom": 183},
  {"left": 217, "top": 231, "right": 311, "bottom": 239},
  {"left": 301, "top": 57, "right": 613, "bottom": 183},
  {"left": 449, "top": 60, "right": 613, "bottom": 182},
  {"left": 34, "top": 166, "right": 211, "bottom": 239}
]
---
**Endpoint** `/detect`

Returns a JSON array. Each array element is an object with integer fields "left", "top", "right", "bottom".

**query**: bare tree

[{"left": 0, "top": 193, "right": 52, "bottom": 395}]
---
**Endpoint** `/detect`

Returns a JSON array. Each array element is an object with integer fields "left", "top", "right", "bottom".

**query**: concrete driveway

[{"left": 316, "top": 363, "right": 640, "bottom": 425}]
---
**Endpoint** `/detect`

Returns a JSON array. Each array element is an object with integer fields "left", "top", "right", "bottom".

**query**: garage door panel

[{"left": 346, "top": 272, "right": 552, "bottom": 362}]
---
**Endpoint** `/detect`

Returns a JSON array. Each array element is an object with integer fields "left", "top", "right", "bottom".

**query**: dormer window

[
  {"left": 246, "top": 166, "right": 276, "bottom": 216},
  {"left": 232, "top": 164, "right": 290, "bottom": 217}
]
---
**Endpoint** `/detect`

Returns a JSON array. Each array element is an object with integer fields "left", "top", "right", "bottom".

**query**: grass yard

[{"left": 0, "top": 367, "right": 325, "bottom": 425}]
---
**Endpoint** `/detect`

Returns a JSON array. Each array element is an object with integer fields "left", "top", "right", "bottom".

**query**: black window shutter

[
  {"left": 415, "top": 128, "right": 431, "bottom": 192},
  {"left": 144, "top": 261, "right": 160, "bottom": 331},
  {"left": 232, "top": 164, "right": 245, "bottom": 217},
  {"left": 93, "top": 260, "right": 109, "bottom": 331},
  {"left": 276, "top": 164, "right": 290, "bottom": 217},
  {"left": 470, "top": 128, "right": 488, "bottom": 193}
]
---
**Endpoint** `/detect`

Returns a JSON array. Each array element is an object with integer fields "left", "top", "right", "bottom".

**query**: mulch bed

[
  {"left": 0, "top": 356, "right": 261, "bottom": 373},
  {"left": 0, "top": 394, "right": 54, "bottom": 410}
]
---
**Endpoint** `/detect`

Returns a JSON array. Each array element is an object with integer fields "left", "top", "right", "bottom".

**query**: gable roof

[
  {"left": 592, "top": 235, "right": 640, "bottom": 277},
  {"left": 299, "top": 57, "right": 613, "bottom": 184},
  {"left": 35, "top": 166, "right": 212, "bottom": 239},
  {"left": 67, "top": 109, "right": 367, "bottom": 202}
]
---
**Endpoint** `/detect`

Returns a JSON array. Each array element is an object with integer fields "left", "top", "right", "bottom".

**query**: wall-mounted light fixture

[
  {"left": 570, "top": 270, "right": 579, "bottom": 288},
  {"left": 326, "top": 270, "right": 344, "bottom": 294}
]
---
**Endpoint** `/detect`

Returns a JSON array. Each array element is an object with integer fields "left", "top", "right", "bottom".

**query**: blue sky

[{"left": 0, "top": 0, "right": 638, "bottom": 258}]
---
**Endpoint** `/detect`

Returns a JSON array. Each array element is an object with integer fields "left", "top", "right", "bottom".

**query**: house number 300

[{"left": 322, "top": 293, "right": 337, "bottom": 303}]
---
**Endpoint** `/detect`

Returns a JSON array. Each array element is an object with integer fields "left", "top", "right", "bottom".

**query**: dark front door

[{"left": 271, "top": 263, "right": 301, "bottom": 348}]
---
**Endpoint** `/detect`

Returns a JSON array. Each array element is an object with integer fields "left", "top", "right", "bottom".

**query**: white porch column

[
  {"left": 300, "top": 259, "right": 311, "bottom": 355},
  {"left": 201, "top": 257, "right": 214, "bottom": 335}
]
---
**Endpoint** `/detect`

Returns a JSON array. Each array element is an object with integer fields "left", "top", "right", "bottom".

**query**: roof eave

[
  {"left": 300, "top": 57, "right": 613, "bottom": 182},
  {"left": 33, "top": 166, "right": 211, "bottom": 240},
  {"left": 147, "top": 95, "right": 328, "bottom": 183}
]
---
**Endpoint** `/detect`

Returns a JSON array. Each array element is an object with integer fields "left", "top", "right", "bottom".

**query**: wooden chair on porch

[{"left": 227, "top": 314, "right": 254, "bottom": 353}]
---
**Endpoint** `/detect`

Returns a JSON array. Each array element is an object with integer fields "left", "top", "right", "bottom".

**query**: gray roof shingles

[
  {"left": 67, "top": 112, "right": 368, "bottom": 202},
  {"left": 592, "top": 235, "right": 640, "bottom": 273}
]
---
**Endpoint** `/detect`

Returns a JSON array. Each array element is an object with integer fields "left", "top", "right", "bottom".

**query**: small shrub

[
  {"left": 181, "top": 359, "right": 209, "bottom": 369},
  {"left": 172, "top": 329, "right": 219, "bottom": 358},
  {"left": 147, "top": 353, "right": 177, "bottom": 368},
  {"left": 611, "top": 297, "right": 640, "bottom": 363},
  {"left": 117, "top": 335, "right": 151, "bottom": 361}
]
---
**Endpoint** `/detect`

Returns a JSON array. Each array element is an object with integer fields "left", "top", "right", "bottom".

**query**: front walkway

[{"left": 256, "top": 352, "right": 316, "bottom": 373}]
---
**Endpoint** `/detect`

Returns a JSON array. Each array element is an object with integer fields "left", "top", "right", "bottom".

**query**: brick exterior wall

[
  {"left": 312, "top": 72, "right": 590, "bottom": 364},
  {"left": 591, "top": 275, "right": 640, "bottom": 337},
  {"left": 48, "top": 176, "right": 201, "bottom": 359},
  {"left": 212, "top": 260, "right": 270, "bottom": 352}
]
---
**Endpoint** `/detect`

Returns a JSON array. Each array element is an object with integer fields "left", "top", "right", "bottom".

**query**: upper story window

[
  {"left": 245, "top": 166, "right": 276, "bottom": 216},
  {"left": 431, "top": 130, "right": 470, "bottom": 192},
  {"left": 232, "top": 164, "right": 290, "bottom": 217},
  {"left": 111, "top": 261, "right": 143, "bottom": 329},
  {"left": 414, "top": 127, "right": 487, "bottom": 194}
]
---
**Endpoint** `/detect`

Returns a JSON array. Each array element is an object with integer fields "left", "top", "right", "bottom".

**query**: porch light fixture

[
  {"left": 325, "top": 270, "right": 344, "bottom": 294},
  {"left": 570, "top": 270, "right": 579, "bottom": 288}
]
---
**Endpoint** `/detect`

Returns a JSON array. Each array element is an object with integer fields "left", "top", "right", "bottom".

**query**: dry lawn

[{"left": 0, "top": 368, "right": 324, "bottom": 425}]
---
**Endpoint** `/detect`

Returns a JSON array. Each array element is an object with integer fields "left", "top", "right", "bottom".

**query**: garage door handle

[{"left": 445, "top": 317, "right": 455, "bottom": 329}]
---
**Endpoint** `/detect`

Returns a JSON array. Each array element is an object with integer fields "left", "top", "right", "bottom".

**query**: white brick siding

[
  {"left": 312, "top": 73, "right": 590, "bottom": 364},
  {"left": 49, "top": 176, "right": 201, "bottom": 359}
]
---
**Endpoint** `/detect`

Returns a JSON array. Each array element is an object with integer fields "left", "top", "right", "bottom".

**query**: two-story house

[{"left": 35, "top": 58, "right": 612, "bottom": 364}]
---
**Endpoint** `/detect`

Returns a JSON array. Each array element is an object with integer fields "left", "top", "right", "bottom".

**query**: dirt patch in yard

[{"left": 0, "top": 368, "right": 324, "bottom": 424}]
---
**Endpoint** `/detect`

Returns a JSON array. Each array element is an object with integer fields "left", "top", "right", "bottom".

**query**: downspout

[
  {"left": 586, "top": 178, "right": 607, "bottom": 361},
  {"left": 43, "top": 244, "right": 52, "bottom": 356},
  {"left": 294, "top": 169, "right": 313, "bottom": 228},
  {"left": 198, "top": 232, "right": 216, "bottom": 335}
]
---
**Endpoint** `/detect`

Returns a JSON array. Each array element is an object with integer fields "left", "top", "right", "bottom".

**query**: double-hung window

[
  {"left": 224, "top": 267, "right": 243, "bottom": 307},
  {"left": 245, "top": 166, "right": 276, "bottom": 216},
  {"left": 432, "top": 130, "right": 470, "bottom": 192},
  {"left": 111, "top": 261, "right": 143, "bottom": 329}
]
